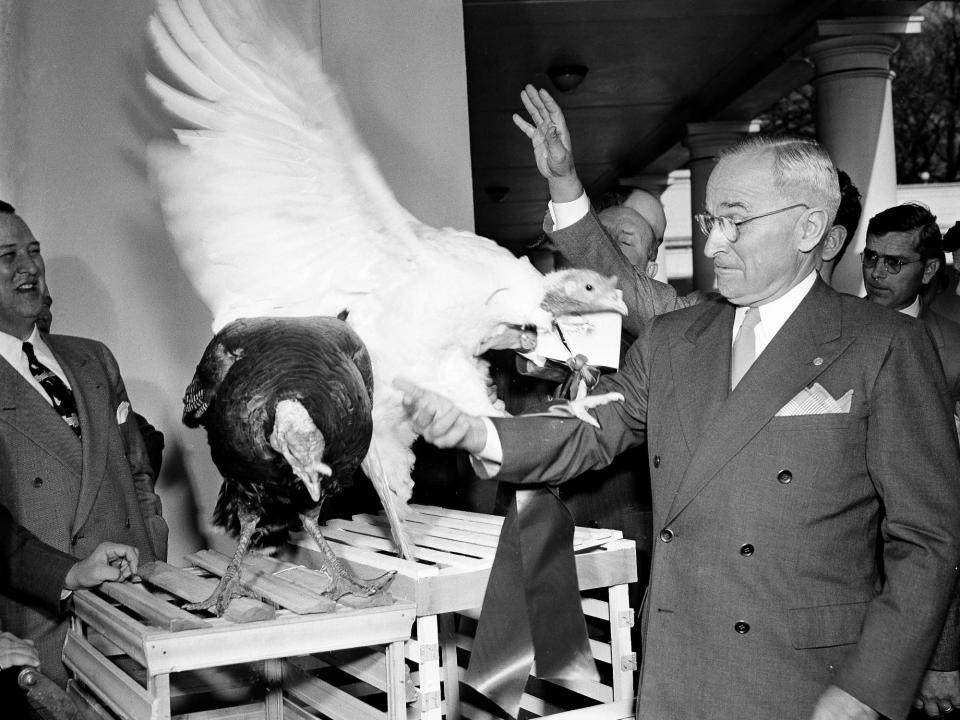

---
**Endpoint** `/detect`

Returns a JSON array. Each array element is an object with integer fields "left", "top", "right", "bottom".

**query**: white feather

[{"left": 147, "top": 0, "right": 587, "bottom": 558}]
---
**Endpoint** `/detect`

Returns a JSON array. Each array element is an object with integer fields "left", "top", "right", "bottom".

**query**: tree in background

[
  {"left": 755, "top": 1, "right": 960, "bottom": 183},
  {"left": 893, "top": 1, "right": 960, "bottom": 182}
]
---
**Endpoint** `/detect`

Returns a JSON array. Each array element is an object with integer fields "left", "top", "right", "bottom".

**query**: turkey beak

[{"left": 300, "top": 463, "right": 332, "bottom": 503}]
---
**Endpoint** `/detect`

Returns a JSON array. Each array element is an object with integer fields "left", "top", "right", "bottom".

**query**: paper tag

[{"left": 524, "top": 312, "right": 622, "bottom": 370}]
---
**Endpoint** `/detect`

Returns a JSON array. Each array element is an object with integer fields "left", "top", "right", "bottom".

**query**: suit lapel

[
  {"left": 48, "top": 337, "right": 111, "bottom": 533},
  {"left": 670, "top": 300, "right": 734, "bottom": 455},
  {"left": 0, "top": 353, "right": 84, "bottom": 473},
  {"left": 664, "top": 279, "right": 853, "bottom": 525}
]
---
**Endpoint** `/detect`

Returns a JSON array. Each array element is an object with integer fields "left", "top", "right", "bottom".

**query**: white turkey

[{"left": 146, "top": 0, "right": 629, "bottom": 565}]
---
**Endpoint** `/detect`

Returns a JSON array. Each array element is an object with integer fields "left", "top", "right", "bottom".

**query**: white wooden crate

[
  {"left": 288, "top": 504, "right": 638, "bottom": 720},
  {"left": 65, "top": 558, "right": 416, "bottom": 720}
]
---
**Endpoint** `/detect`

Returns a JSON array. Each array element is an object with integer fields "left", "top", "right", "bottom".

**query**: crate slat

[
  {"left": 139, "top": 561, "right": 275, "bottom": 623},
  {"left": 72, "top": 590, "right": 151, "bottom": 666},
  {"left": 98, "top": 580, "right": 210, "bottom": 631},
  {"left": 284, "top": 660, "right": 385, "bottom": 720},
  {"left": 187, "top": 550, "right": 337, "bottom": 614},
  {"left": 63, "top": 631, "right": 154, "bottom": 720}
]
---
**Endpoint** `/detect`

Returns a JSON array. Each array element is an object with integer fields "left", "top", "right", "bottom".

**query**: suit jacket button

[
  {"left": 71, "top": 534, "right": 83, "bottom": 546},
  {"left": 740, "top": 543, "right": 754, "bottom": 557},
  {"left": 734, "top": 621, "right": 750, "bottom": 634},
  {"left": 659, "top": 528, "right": 674, "bottom": 543},
  {"left": 777, "top": 469, "right": 793, "bottom": 484},
  {"left": 124, "top": 518, "right": 131, "bottom": 528},
  {"left": 33, "top": 477, "right": 43, "bottom": 488},
  {"left": 653, "top": 455, "right": 661, "bottom": 468}
]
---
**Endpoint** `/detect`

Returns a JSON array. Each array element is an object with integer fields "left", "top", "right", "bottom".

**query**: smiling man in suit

[
  {"left": 396, "top": 90, "right": 960, "bottom": 720},
  {"left": 0, "top": 201, "right": 167, "bottom": 686}
]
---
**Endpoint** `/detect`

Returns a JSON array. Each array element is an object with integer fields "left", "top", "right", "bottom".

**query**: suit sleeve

[
  {"left": 835, "top": 320, "right": 960, "bottom": 717},
  {"left": 0, "top": 503, "right": 74, "bottom": 615},
  {"left": 96, "top": 343, "right": 169, "bottom": 562},
  {"left": 541, "top": 209, "right": 707, "bottom": 337},
  {"left": 491, "top": 320, "right": 654, "bottom": 485}
]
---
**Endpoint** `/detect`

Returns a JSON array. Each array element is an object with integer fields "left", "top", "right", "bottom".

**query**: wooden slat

[
  {"left": 98, "top": 580, "right": 210, "bottom": 631},
  {"left": 142, "top": 603, "right": 415, "bottom": 674},
  {"left": 296, "top": 649, "right": 387, "bottom": 692},
  {"left": 172, "top": 703, "right": 265, "bottom": 719},
  {"left": 537, "top": 699, "right": 635, "bottom": 720},
  {"left": 346, "top": 513, "right": 501, "bottom": 547},
  {"left": 327, "top": 519, "right": 497, "bottom": 560},
  {"left": 243, "top": 555, "right": 335, "bottom": 596},
  {"left": 72, "top": 590, "right": 150, "bottom": 666},
  {"left": 187, "top": 550, "right": 336, "bottom": 615},
  {"left": 284, "top": 659, "right": 384, "bottom": 720},
  {"left": 319, "top": 526, "right": 488, "bottom": 570},
  {"left": 63, "top": 632, "right": 153, "bottom": 720},
  {"left": 139, "top": 561, "right": 275, "bottom": 623}
]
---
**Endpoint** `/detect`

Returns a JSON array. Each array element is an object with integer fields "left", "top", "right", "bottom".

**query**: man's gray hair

[{"left": 721, "top": 135, "right": 841, "bottom": 228}]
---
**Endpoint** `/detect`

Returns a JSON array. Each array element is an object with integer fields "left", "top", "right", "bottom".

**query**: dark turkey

[{"left": 183, "top": 315, "right": 393, "bottom": 614}]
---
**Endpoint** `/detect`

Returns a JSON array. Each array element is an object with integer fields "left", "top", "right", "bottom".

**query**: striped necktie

[
  {"left": 730, "top": 307, "right": 761, "bottom": 389},
  {"left": 22, "top": 341, "right": 82, "bottom": 438}
]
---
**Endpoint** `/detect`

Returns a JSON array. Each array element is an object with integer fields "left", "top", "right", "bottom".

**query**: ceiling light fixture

[{"left": 547, "top": 64, "right": 588, "bottom": 93}]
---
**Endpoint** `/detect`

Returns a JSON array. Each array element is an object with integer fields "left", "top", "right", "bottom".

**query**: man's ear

[
  {"left": 821, "top": 226, "right": 848, "bottom": 263},
  {"left": 798, "top": 208, "right": 831, "bottom": 253},
  {"left": 922, "top": 257, "right": 941, "bottom": 285}
]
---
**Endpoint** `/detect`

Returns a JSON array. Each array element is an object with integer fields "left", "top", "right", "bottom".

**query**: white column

[
  {"left": 805, "top": 17, "right": 922, "bottom": 294},
  {"left": 684, "top": 121, "right": 760, "bottom": 292}
]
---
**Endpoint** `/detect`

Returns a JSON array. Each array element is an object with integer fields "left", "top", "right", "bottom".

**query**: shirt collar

[
  {"left": 733, "top": 271, "right": 817, "bottom": 342},
  {"left": 898, "top": 295, "right": 922, "bottom": 318},
  {"left": 0, "top": 324, "right": 40, "bottom": 368}
]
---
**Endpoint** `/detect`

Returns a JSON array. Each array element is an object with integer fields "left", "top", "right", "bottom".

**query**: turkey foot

[
  {"left": 184, "top": 508, "right": 260, "bottom": 615},
  {"left": 300, "top": 510, "right": 396, "bottom": 602}
]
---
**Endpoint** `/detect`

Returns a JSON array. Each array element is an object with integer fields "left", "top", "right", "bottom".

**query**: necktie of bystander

[
  {"left": 22, "top": 341, "right": 82, "bottom": 438},
  {"left": 730, "top": 306, "right": 761, "bottom": 389}
]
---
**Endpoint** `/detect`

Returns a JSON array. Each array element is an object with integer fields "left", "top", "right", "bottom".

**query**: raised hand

[{"left": 512, "top": 85, "right": 582, "bottom": 202}]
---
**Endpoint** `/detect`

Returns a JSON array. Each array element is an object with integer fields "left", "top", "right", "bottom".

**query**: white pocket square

[
  {"left": 116, "top": 400, "right": 130, "bottom": 424},
  {"left": 776, "top": 383, "right": 852, "bottom": 416}
]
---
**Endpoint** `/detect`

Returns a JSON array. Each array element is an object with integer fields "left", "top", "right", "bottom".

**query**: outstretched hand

[
  {"left": 64, "top": 542, "right": 140, "bottom": 590},
  {"left": 394, "top": 378, "right": 487, "bottom": 453},
  {"left": 512, "top": 85, "right": 583, "bottom": 202}
]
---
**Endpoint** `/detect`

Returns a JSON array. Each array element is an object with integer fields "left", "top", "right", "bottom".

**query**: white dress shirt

[{"left": 0, "top": 325, "right": 74, "bottom": 406}]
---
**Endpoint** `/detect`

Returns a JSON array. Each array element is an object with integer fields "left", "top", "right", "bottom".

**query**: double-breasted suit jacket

[
  {"left": 492, "top": 278, "right": 960, "bottom": 720},
  {"left": 0, "top": 333, "right": 167, "bottom": 684}
]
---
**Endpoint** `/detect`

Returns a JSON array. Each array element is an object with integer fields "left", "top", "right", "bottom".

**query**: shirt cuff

[
  {"left": 548, "top": 192, "right": 590, "bottom": 231},
  {"left": 469, "top": 416, "right": 503, "bottom": 478}
]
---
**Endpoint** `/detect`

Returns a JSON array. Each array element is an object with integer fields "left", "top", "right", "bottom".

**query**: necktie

[
  {"left": 730, "top": 306, "right": 761, "bottom": 389},
  {"left": 22, "top": 341, "right": 82, "bottom": 438}
]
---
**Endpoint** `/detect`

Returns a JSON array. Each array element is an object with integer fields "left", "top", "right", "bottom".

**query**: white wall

[{"left": 0, "top": 0, "right": 473, "bottom": 565}]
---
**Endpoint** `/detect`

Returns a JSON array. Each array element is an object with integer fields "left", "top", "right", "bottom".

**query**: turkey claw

[{"left": 325, "top": 570, "right": 396, "bottom": 606}]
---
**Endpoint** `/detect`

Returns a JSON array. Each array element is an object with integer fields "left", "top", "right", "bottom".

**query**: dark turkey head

[{"left": 540, "top": 269, "right": 628, "bottom": 317}]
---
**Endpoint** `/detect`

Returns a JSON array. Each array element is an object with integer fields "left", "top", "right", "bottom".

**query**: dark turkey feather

[{"left": 185, "top": 316, "right": 373, "bottom": 540}]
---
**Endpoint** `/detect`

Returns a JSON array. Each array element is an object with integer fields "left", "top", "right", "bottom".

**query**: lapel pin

[{"left": 813, "top": 357, "right": 823, "bottom": 366}]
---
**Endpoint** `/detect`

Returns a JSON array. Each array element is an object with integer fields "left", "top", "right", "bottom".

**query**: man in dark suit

[
  {"left": 859, "top": 204, "right": 960, "bottom": 717},
  {"left": 862, "top": 203, "right": 960, "bottom": 408},
  {"left": 396, "top": 89, "right": 960, "bottom": 720},
  {"left": 0, "top": 201, "right": 167, "bottom": 686}
]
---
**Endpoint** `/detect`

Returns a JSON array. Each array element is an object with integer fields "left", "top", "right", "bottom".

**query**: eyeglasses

[
  {"left": 694, "top": 203, "right": 809, "bottom": 243},
  {"left": 860, "top": 249, "right": 924, "bottom": 275}
]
